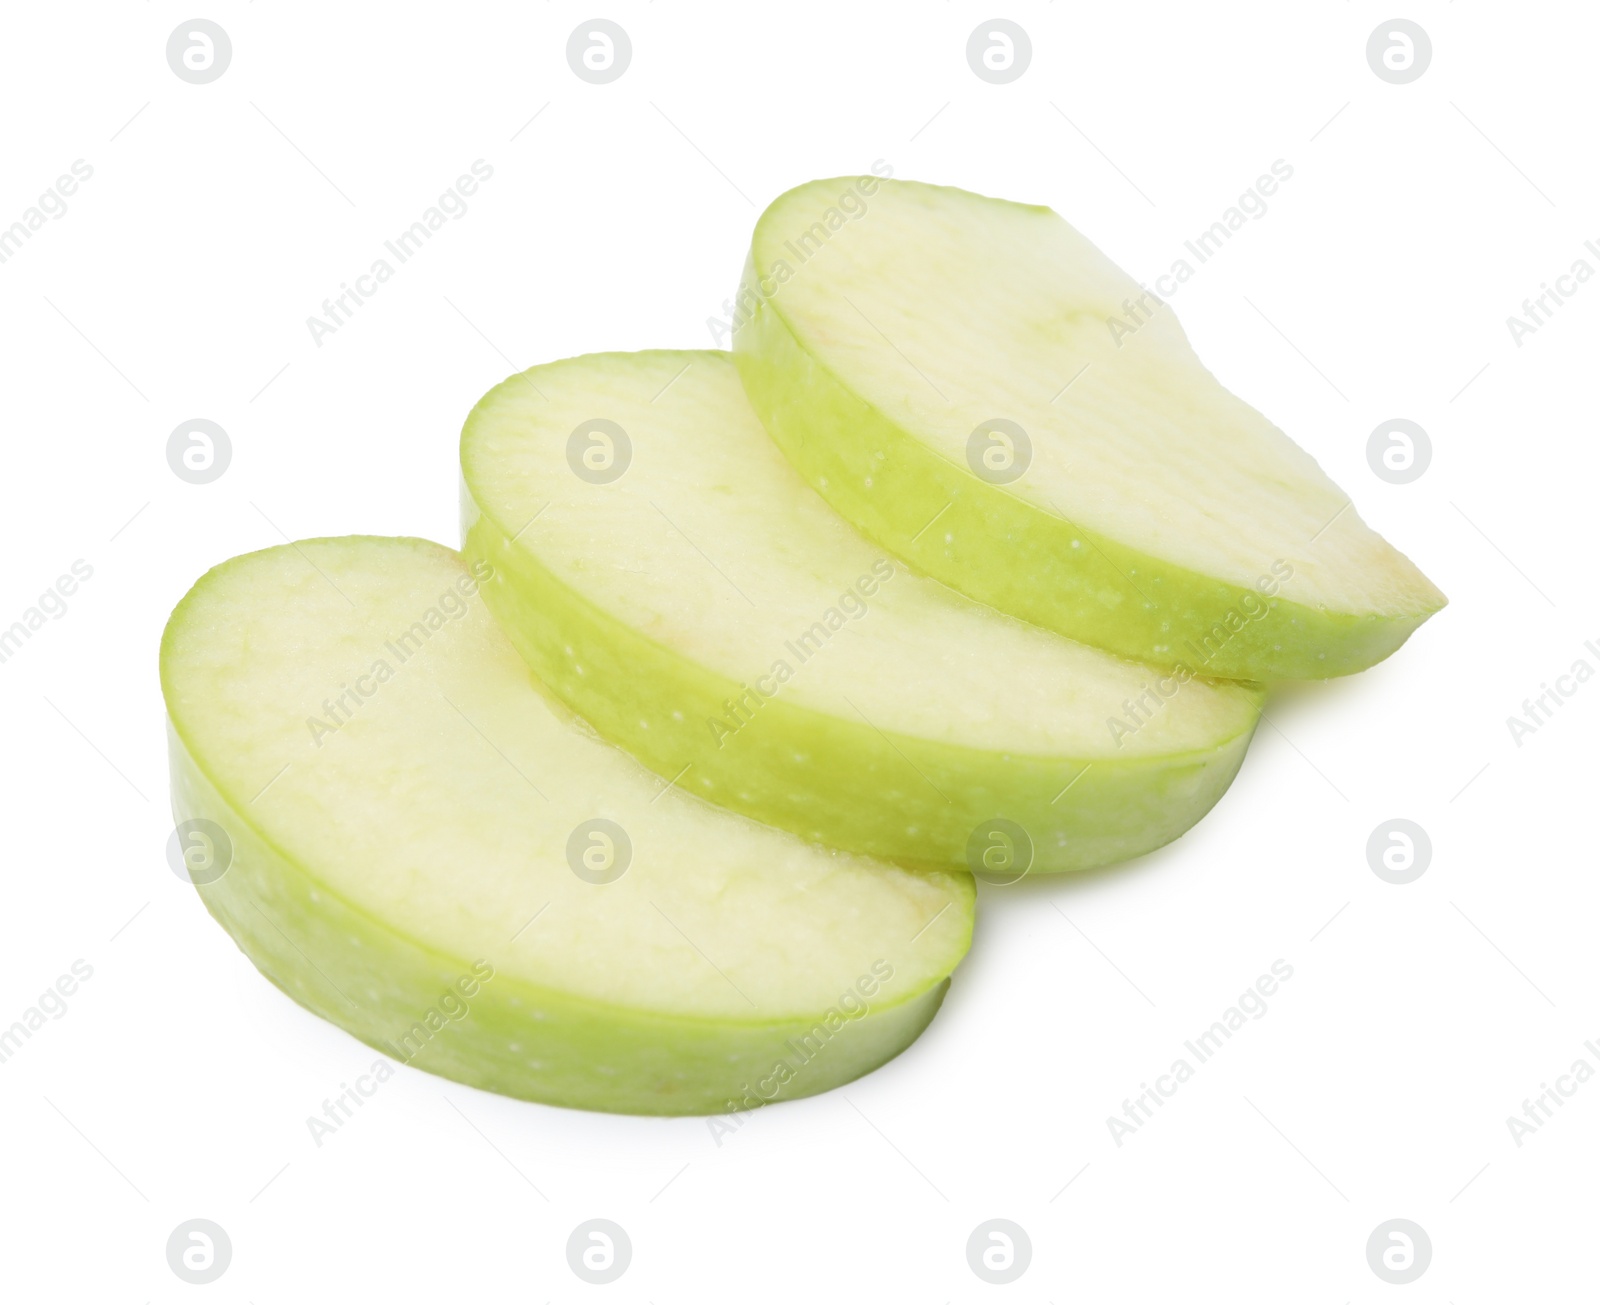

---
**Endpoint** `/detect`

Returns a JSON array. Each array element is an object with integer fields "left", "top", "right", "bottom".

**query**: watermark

[
  {"left": 1505, "top": 1040, "right": 1600, "bottom": 1148},
  {"left": 706, "top": 961, "right": 895, "bottom": 1145},
  {"left": 706, "top": 559, "right": 898, "bottom": 748},
  {"left": 304, "top": 559, "right": 494, "bottom": 746},
  {"left": 0, "top": 960, "right": 94, "bottom": 1067},
  {"left": 709, "top": 162, "right": 894, "bottom": 347},
  {"left": 307, "top": 161, "right": 495, "bottom": 347},
  {"left": 566, "top": 418, "right": 631, "bottom": 484},
  {"left": 567, "top": 1219, "right": 631, "bottom": 1283},
  {"left": 167, "top": 20, "right": 232, "bottom": 84},
  {"left": 1106, "top": 960, "right": 1294, "bottom": 1147},
  {"left": 1366, "top": 819, "right": 1431, "bottom": 885},
  {"left": 1104, "top": 560, "right": 1294, "bottom": 746},
  {"left": 0, "top": 161, "right": 93, "bottom": 267},
  {"left": 566, "top": 818, "right": 630, "bottom": 884},
  {"left": 966, "top": 1219, "right": 1031, "bottom": 1283},
  {"left": 305, "top": 961, "right": 494, "bottom": 1147},
  {"left": 167, "top": 418, "right": 231, "bottom": 484},
  {"left": 0, "top": 559, "right": 94, "bottom": 668},
  {"left": 168, "top": 817, "right": 233, "bottom": 885},
  {"left": 966, "top": 20, "right": 1031, "bottom": 84},
  {"left": 966, "top": 1221, "right": 1030, "bottom": 1285},
  {"left": 1506, "top": 242, "right": 1599, "bottom": 348},
  {"left": 1366, "top": 1219, "right": 1431, "bottom": 1284},
  {"left": 567, "top": 20, "right": 631, "bottom": 84},
  {"left": 966, "top": 818, "right": 1033, "bottom": 885},
  {"left": 1107, "top": 161, "right": 1294, "bottom": 347},
  {"left": 1366, "top": 419, "right": 1431, "bottom": 484},
  {"left": 1366, "top": 21, "right": 1431, "bottom": 85},
  {"left": 1505, "top": 638, "right": 1599, "bottom": 748},
  {"left": 167, "top": 1218, "right": 231, "bottom": 1284},
  {"left": 966, "top": 418, "right": 1031, "bottom": 484}
]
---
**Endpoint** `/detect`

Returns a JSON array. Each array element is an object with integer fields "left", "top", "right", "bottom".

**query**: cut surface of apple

[
  {"left": 460, "top": 349, "right": 1262, "bottom": 873},
  {"left": 160, "top": 537, "right": 972, "bottom": 1116},
  {"left": 733, "top": 176, "right": 1446, "bottom": 680}
]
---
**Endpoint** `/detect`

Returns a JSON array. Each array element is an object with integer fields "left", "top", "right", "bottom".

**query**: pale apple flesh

[
  {"left": 734, "top": 177, "right": 1446, "bottom": 680},
  {"left": 460, "top": 350, "right": 1262, "bottom": 873},
  {"left": 160, "top": 537, "right": 972, "bottom": 1116}
]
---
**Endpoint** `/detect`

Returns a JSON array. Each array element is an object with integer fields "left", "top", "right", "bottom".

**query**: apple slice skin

[
  {"left": 170, "top": 733, "right": 945, "bottom": 1116},
  {"left": 734, "top": 259, "right": 1435, "bottom": 683},
  {"left": 465, "top": 491, "right": 1258, "bottom": 874},
  {"left": 161, "top": 542, "right": 965, "bottom": 1118}
]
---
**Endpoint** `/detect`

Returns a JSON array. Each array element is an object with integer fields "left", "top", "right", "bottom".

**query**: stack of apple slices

[{"left": 161, "top": 177, "right": 1443, "bottom": 1116}]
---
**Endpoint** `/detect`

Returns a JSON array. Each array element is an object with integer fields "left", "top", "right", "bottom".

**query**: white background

[{"left": 1, "top": 1, "right": 1595, "bottom": 1299}]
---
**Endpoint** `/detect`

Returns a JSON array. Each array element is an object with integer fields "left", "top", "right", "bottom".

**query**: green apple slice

[
  {"left": 160, "top": 537, "right": 972, "bottom": 1116},
  {"left": 732, "top": 176, "right": 1446, "bottom": 680},
  {"left": 460, "top": 350, "right": 1262, "bottom": 874}
]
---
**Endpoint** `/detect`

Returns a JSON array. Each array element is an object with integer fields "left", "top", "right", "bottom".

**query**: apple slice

[
  {"left": 460, "top": 350, "right": 1262, "bottom": 874},
  {"left": 732, "top": 176, "right": 1446, "bottom": 680},
  {"left": 160, "top": 537, "right": 972, "bottom": 1116}
]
